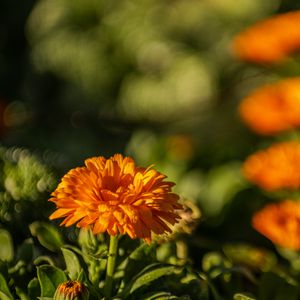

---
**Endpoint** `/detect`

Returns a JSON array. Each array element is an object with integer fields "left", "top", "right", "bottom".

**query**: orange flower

[
  {"left": 252, "top": 200, "right": 300, "bottom": 250},
  {"left": 239, "top": 78, "right": 300, "bottom": 135},
  {"left": 243, "top": 141, "right": 300, "bottom": 191},
  {"left": 49, "top": 154, "right": 182, "bottom": 243},
  {"left": 233, "top": 10, "right": 300, "bottom": 63}
]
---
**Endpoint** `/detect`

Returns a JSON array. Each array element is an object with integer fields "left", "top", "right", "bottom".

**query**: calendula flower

[
  {"left": 252, "top": 200, "right": 300, "bottom": 250},
  {"left": 243, "top": 141, "right": 300, "bottom": 191},
  {"left": 49, "top": 154, "right": 182, "bottom": 243},
  {"left": 54, "top": 280, "right": 89, "bottom": 300},
  {"left": 239, "top": 78, "right": 300, "bottom": 135},
  {"left": 233, "top": 10, "right": 300, "bottom": 63}
]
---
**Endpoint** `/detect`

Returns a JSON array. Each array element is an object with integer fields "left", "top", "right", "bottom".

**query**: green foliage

[
  {"left": 119, "top": 263, "right": 177, "bottom": 298},
  {"left": 37, "top": 265, "right": 67, "bottom": 297},
  {"left": 258, "top": 271, "right": 300, "bottom": 300},
  {"left": 61, "top": 247, "right": 82, "bottom": 280},
  {"left": 28, "top": 278, "right": 41, "bottom": 300},
  {"left": 0, "top": 273, "right": 14, "bottom": 300},
  {"left": 0, "top": 147, "right": 56, "bottom": 235},
  {"left": 29, "top": 221, "right": 65, "bottom": 252},
  {"left": 233, "top": 293, "right": 256, "bottom": 300},
  {"left": 223, "top": 243, "right": 277, "bottom": 272},
  {"left": 0, "top": 229, "right": 13, "bottom": 262}
]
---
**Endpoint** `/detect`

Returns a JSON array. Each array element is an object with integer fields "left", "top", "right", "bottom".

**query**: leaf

[
  {"left": 139, "top": 291, "right": 174, "bottom": 300},
  {"left": 139, "top": 291, "right": 189, "bottom": 299},
  {"left": 258, "top": 271, "right": 299, "bottom": 300},
  {"left": 34, "top": 256, "right": 56, "bottom": 266},
  {"left": 78, "top": 227, "right": 98, "bottom": 250},
  {"left": 61, "top": 247, "right": 82, "bottom": 280},
  {"left": 0, "top": 273, "right": 13, "bottom": 300},
  {"left": 16, "top": 238, "right": 34, "bottom": 263},
  {"left": 0, "top": 261, "right": 9, "bottom": 281},
  {"left": 116, "top": 243, "right": 156, "bottom": 285},
  {"left": 202, "top": 252, "right": 231, "bottom": 278},
  {"left": 15, "top": 287, "right": 30, "bottom": 300},
  {"left": 234, "top": 293, "right": 256, "bottom": 300},
  {"left": 37, "top": 265, "right": 67, "bottom": 297},
  {"left": 198, "top": 272, "right": 223, "bottom": 300},
  {"left": 28, "top": 277, "right": 41, "bottom": 300},
  {"left": 121, "top": 263, "right": 176, "bottom": 297},
  {"left": 0, "top": 291, "right": 13, "bottom": 300},
  {"left": 29, "top": 221, "right": 64, "bottom": 252},
  {"left": 223, "top": 243, "right": 277, "bottom": 271},
  {"left": 0, "top": 229, "right": 13, "bottom": 262},
  {"left": 128, "top": 243, "right": 157, "bottom": 261}
]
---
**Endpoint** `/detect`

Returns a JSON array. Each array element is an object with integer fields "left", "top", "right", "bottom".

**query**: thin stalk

[{"left": 103, "top": 235, "right": 119, "bottom": 299}]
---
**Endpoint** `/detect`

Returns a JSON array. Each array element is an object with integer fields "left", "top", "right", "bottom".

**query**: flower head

[
  {"left": 54, "top": 280, "right": 88, "bottom": 300},
  {"left": 239, "top": 78, "right": 300, "bottom": 135},
  {"left": 154, "top": 199, "right": 201, "bottom": 243},
  {"left": 233, "top": 10, "right": 300, "bottom": 63},
  {"left": 252, "top": 200, "right": 300, "bottom": 250},
  {"left": 243, "top": 141, "right": 300, "bottom": 191},
  {"left": 49, "top": 154, "right": 182, "bottom": 243}
]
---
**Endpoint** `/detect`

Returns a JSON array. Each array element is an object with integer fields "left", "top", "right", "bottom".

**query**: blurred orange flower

[
  {"left": 49, "top": 154, "right": 182, "bottom": 243},
  {"left": 233, "top": 10, "right": 300, "bottom": 63},
  {"left": 252, "top": 200, "right": 300, "bottom": 250},
  {"left": 243, "top": 141, "right": 300, "bottom": 191},
  {"left": 239, "top": 78, "right": 300, "bottom": 135}
]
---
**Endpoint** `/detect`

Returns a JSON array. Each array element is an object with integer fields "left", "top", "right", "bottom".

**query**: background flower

[
  {"left": 252, "top": 200, "right": 300, "bottom": 250},
  {"left": 242, "top": 141, "right": 300, "bottom": 191},
  {"left": 49, "top": 154, "right": 182, "bottom": 243},
  {"left": 233, "top": 10, "right": 300, "bottom": 63},
  {"left": 238, "top": 77, "right": 300, "bottom": 135}
]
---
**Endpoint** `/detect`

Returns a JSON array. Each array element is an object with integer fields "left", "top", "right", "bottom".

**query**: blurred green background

[{"left": 1, "top": 0, "right": 300, "bottom": 257}]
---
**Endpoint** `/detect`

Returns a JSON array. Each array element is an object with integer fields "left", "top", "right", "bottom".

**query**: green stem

[{"left": 103, "top": 235, "right": 119, "bottom": 299}]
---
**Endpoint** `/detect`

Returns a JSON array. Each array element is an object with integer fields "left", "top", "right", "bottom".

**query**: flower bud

[
  {"left": 154, "top": 199, "right": 201, "bottom": 243},
  {"left": 53, "top": 280, "right": 89, "bottom": 300}
]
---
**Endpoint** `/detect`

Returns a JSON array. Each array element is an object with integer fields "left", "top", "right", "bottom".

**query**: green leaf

[
  {"left": 223, "top": 243, "right": 277, "bottom": 272},
  {"left": 116, "top": 243, "right": 156, "bottom": 285},
  {"left": 202, "top": 252, "right": 231, "bottom": 278},
  {"left": 258, "top": 271, "right": 299, "bottom": 300},
  {"left": 61, "top": 247, "right": 82, "bottom": 280},
  {"left": 128, "top": 243, "right": 157, "bottom": 261},
  {"left": 234, "top": 293, "right": 256, "bottom": 300},
  {"left": 16, "top": 238, "right": 34, "bottom": 263},
  {"left": 28, "top": 277, "right": 41, "bottom": 300},
  {"left": 0, "top": 229, "right": 13, "bottom": 262},
  {"left": 139, "top": 291, "right": 189, "bottom": 299},
  {"left": 78, "top": 227, "right": 98, "bottom": 250},
  {"left": 37, "top": 265, "right": 67, "bottom": 297},
  {"left": 0, "top": 261, "right": 9, "bottom": 281},
  {"left": 121, "top": 263, "right": 176, "bottom": 297},
  {"left": 34, "top": 256, "right": 56, "bottom": 266},
  {"left": 29, "top": 221, "right": 64, "bottom": 252},
  {"left": 15, "top": 287, "right": 30, "bottom": 300},
  {"left": 198, "top": 272, "right": 223, "bottom": 300},
  {"left": 8, "top": 260, "right": 26, "bottom": 276},
  {"left": 0, "top": 273, "right": 13, "bottom": 300},
  {"left": 0, "top": 291, "right": 13, "bottom": 300},
  {"left": 139, "top": 291, "right": 172, "bottom": 300}
]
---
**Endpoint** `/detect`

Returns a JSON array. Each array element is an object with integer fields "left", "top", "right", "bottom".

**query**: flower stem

[{"left": 103, "top": 235, "right": 119, "bottom": 299}]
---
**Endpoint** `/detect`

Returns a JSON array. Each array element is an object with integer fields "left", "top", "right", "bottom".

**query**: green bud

[{"left": 54, "top": 280, "right": 89, "bottom": 300}]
